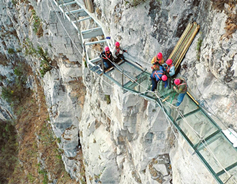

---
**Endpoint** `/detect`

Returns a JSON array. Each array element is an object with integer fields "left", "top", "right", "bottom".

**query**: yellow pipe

[
  {"left": 187, "top": 92, "right": 199, "bottom": 105},
  {"left": 175, "top": 23, "right": 198, "bottom": 69},
  {"left": 172, "top": 24, "right": 196, "bottom": 66},
  {"left": 175, "top": 24, "right": 199, "bottom": 69},
  {"left": 176, "top": 23, "right": 198, "bottom": 67},
  {"left": 173, "top": 26, "right": 195, "bottom": 67},
  {"left": 169, "top": 23, "right": 192, "bottom": 60},
  {"left": 169, "top": 23, "right": 192, "bottom": 63}
]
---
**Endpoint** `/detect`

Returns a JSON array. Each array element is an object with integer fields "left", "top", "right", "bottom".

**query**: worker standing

[
  {"left": 113, "top": 42, "right": 127, "bottom": 63},
  {"left": 163, "top": 59, "right": 175, "bottom": 89},
  {"left": 100, "top": 46, "right": 113, "bottom": 72},
  {"left": 173, "top": 78, "right": 187, "bottom": 106}
]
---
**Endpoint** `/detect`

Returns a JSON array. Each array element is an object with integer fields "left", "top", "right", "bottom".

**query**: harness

[
  {"left": 166, "top": 64, "right": 174, "bottom": 73},
  {"left": 115, "top": 48, "right": 120, "bottom": 55},
  {"left": 154, "top": 57, "right": 163, "bottom": 65},
  {"left": 152, "top": 71, "right": 163, "bottom": 79},
  {"left": 102, "top": 52, "right": 111, "bottom": 60},
  {"left": 177, "top": 82, "right": 187, "bottom": 92}
]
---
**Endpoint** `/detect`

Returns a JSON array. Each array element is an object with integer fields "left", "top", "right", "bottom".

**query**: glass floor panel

[
  {"left": 117, "top": 62, "right": 144, "bottom": 80},
  {"left": 175, "top": 110, "right": 219, "bottom": 145},
  {"left": 219, "top": 166, "right": 237, "bottom": 184},
  {"left": 199, "top": 134, "right": 237, "bottom": 174},
  {"left": 106, "top": 61, "right": 147, "bottom": 88},
  {"left": 123, "top": 71, "right": 151, "bottom": 93},
  {"left": 105, "top": 67, "right": 132, "bottom": 86}
]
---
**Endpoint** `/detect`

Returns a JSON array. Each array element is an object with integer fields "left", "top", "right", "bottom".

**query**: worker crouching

[
  {"left": 151, "top": 52, "right": 165, "bottom": 71},
  {"left": 100, "top": 46, "right": 114, "bottom": 72},
  {"left": 113, "top": 42, "right": 127, "bottom": 63},
  {"left": 150, "top": 66, "right": 168, "bottom": 91},
  {"left": 173, "top": 78, "right": 187, "bottom": 106}
]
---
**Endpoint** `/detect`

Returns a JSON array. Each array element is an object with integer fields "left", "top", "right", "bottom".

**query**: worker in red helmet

[
  {"left": 163, "top": 59, "right": 175, "bottom": 89},
  {"left": 113, "top": 41, "right": 127, "bottom": 63},
  {"left": 150, "top": 66, "right": 168, "bottom": 91},
  {"left": 173, "top": 78, "right": 187, "bottom": 106},
  {"left": 151, "top": 52, "right": 165, "bottom": 71},
  {"left": 100, "top": 46, "right": 114, "bottom": 72}
]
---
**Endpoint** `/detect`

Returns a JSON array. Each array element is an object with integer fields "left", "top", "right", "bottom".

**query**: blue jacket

[
  {"left": 163, "top": 64, "right": 175, "bottom": 76},
  {"left": 151, "top": 68, "right": 164, "bottom": 81}
]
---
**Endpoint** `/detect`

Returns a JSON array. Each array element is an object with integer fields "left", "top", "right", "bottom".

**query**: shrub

[
  {"left": 1, "top": 62, "right": 30, "bottom": 106},
  {"left": 8, "top": 48, "right": 15, "bottom": 54},
  {"left": 31, "top": 9, "right": 41, "bottom": 34},
  {"left": 0, "top": 120, "right": 18, "bottom": 184},
  {"left": 128, "top": 0, "right": 146, "bottom": 6},
  {"left": 105, "top": 95, "right": 111, "bottom": 104},
  {"left": 196, "top": 38, "right": 203, "bottom": 61}
]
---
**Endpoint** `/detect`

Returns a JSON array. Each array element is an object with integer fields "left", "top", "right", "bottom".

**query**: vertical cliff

[{"left": 0, "top": 0, "right": 236, "bottom": 183}]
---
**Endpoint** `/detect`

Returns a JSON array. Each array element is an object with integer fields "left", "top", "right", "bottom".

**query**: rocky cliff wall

[{"left": 0, "top": 0, "right": 236, "bottom": 183}]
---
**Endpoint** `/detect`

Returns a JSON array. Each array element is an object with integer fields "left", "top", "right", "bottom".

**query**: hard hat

[
  {"left": 162, "top": 75, "right": 168, "bottom": 81},
  {"left": 166, "top": 59, "right": 173, "bottom": 65},
  {"left": 105, "top": 46, "right": 110, "bottom": 51},
  {"left": 115, "top": 42, "right": 120, "bottom": 47},
  {"left": 157, "top": 52, "right": 163, "bottom": 59},
  {"left": 174, "top": 78, "right": 181, "bottom": 85}
]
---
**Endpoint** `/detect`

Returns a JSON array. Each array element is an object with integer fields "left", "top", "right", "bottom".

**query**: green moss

[
  {"left": 105, "top": 95, "right": 111, "bottom": 104},
  {"left": 196, "top": 38, "right": 203, "bottom": 61},
  {"left": 31, "top": 9, "right": 41, "bottom": 34},
  {"left": 8, "top": 48, "right": 15, "bottom": 54}
]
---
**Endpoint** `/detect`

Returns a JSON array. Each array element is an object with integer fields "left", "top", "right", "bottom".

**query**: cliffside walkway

[{"left": 52, "top": 0, "right": 237, "bottom": 183}]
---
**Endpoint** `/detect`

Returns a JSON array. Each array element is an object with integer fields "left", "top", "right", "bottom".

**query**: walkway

[{"left": 52, "top": 0, "right": 237, "bottom": 183}]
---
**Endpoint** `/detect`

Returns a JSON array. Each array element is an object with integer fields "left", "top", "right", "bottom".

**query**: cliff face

[{"left": 0, "top": 0, "right": 236, "bottom": 183}]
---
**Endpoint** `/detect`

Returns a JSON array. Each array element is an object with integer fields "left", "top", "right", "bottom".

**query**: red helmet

[
  {"left": 115, "top": 42, "right": 120, "bottom": 47},
  {"left": 166, "top": 59, "right": 172, "bottom": 65},
  {"left": 105, "top": 46, "right": 110, "bottom": 51},
  {"left": 162, "top": 75, "right": 168, "bottom": 81},
  {"left": 174, "top": 78, "right": 181, "bottom": 85},
  {"left": 157, "top": 52, "right": 163, "bottom": 59}
]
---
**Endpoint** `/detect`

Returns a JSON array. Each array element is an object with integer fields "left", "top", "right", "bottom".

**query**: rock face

[{"left": 0, "top": 0, "right": 236, "bottom": 183}]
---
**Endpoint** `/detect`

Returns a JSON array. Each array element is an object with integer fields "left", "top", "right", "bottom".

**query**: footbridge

[{"left": 51, "top": 0, "right": 237, "bottom": 183}]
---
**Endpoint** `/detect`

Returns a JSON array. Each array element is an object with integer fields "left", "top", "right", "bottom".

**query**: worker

[
  {"left": 151, "top": 52, "right": 165, "bottom": 71},
  {"left": 150, "top": 66, "right": 168, "bottom": 91},
  {"left": 173, "top": 78, "right": 187, "bottom": 106},
  {"left": 100, "top": 46, "right": 113, "bottom": 72},
  {"left": 113, "top": 42, "right": 127, "bottom": 63},
  {"left": 163, "top": 59, "right": 175, "bottom": 89}
]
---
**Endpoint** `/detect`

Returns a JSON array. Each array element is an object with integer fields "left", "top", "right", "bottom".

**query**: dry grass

[
  {"left": 9, "top": 71, "right": 77, "bottom": 184},
  {"left": 0, "top": 53, "right": 9, "bottom": 66},
  {"left": 211, "top": 0, "right": 237, "bottom": 39}
]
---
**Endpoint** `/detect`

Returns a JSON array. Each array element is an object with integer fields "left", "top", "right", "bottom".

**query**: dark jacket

[{"left": 100, "top": 51, "right": 112, "bottom": 60}]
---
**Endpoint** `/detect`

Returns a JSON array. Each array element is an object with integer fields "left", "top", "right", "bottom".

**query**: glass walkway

[{"left": 51, "top": 0, "right": 237, "bottom": 183}]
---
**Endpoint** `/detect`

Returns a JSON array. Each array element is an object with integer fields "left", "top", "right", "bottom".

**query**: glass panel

[
  {"left": 202, "top": 107, "right": 226, "bottom": 130},
  {"left": 178, "top": 95, "right": 199, "bottom": 115},
  {"left": 175, "top": 110, "right": 219, "bottom": 145},
  {"left": 123, "top": 71, "right": 151, "bottom": 93},
  {"left": 105, "top": 67, "right": 129, "bottom": 86},
  {"left": 118, "top": 62, "right": 143, "bottom": 79},
  {"left": 219, "top": 166, "right": 237, "bottom": 184},
  {"left": 199, "top": 134, "right": 237, "bottom": 174},
  {"left": 106, "top": 61, "right": 147, "bottom": 90}
]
